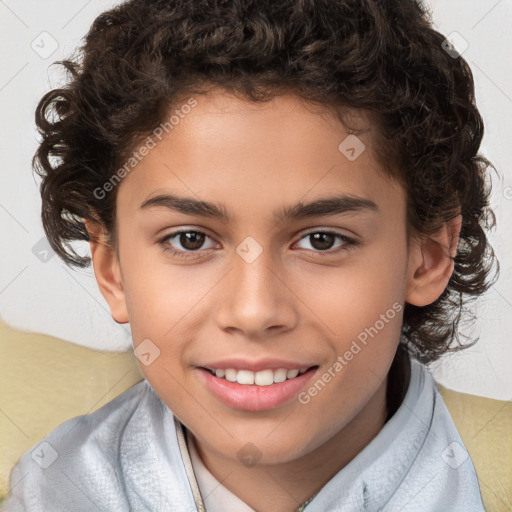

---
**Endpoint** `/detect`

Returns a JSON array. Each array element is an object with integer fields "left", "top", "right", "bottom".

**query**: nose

[{"left": 215, "top": 246, "right": 299, "bottom": 340}]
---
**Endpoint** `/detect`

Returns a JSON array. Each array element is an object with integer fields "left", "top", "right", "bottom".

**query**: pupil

[
  {"left": 311, "top": 233, "right": 334, "bottom": 250},
  {"left": 181, "top": 231, "right": 205, "bottom": 250}
]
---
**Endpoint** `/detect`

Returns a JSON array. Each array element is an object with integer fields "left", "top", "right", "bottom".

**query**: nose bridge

[{"left": 215, "top": 239, "right": 297, "bottom": 336}]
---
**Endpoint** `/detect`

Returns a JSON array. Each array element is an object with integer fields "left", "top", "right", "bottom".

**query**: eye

[
  {"left": 294, "top": 230, "right": 357, "bottom": 255},
  {"left": 158, "top": 229, "right": 217, "bottom": 259},
  {"left": 157, "top": 228, "right": 358, "bottom": 261}
]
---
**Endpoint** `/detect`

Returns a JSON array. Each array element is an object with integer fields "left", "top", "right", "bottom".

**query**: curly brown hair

[{"left": 33, "top": 0, "right": 498, "bottom": 364}]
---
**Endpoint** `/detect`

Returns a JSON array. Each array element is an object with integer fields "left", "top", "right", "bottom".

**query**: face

[{"left": 91, "top": 90, "right": 444, "bottom": 466}]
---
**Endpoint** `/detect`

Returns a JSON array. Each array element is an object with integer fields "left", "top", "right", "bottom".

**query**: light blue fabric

[{"left": 3, "top": 358, "right": 485, "bottom": 511}]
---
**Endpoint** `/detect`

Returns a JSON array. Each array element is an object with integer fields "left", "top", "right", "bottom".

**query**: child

[{"left": 4, "top": 0, "right": 498, "bottom": 510}]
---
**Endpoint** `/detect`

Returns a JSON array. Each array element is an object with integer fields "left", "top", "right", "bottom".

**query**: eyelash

[{"left": 157, "top": 228, "right": 358, "bottom": 260}]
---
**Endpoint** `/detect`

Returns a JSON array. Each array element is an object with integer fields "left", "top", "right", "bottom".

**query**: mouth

[{"left": 197, "top": 365, "right": 319, "bottom": 411}]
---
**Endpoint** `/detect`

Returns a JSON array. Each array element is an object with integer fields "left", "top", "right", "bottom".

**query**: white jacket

[{"left": 2, "top": 358, "right": 486, "bottom": 511}]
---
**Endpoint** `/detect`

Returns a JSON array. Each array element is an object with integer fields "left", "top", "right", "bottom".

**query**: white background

[{"left": 0, "top": 0, "right": 511, "bottom": 400}]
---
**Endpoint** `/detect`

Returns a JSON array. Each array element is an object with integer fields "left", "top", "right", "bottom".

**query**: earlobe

[
  {"left": 405, "top": 214, "right": 462, "bottom": 307},
  {"left": 84, "top": 219, "right": 129, "bottom": 324}
]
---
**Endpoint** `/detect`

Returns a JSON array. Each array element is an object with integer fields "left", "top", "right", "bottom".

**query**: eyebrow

[{"left": 139, "top": 193, "right": 378, "bottom": 223}]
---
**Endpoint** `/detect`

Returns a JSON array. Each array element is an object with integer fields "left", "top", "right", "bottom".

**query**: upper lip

[{"left": 199, "top": 358, "right": 317, "bottom": 372}]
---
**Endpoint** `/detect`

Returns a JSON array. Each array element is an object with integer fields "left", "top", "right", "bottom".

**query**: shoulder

[
  {"left": 3, "top": 380, "right": 155, "bottom": 511},
  {"left": 389, "top": 358, "right": 486, "bottom": 511}
]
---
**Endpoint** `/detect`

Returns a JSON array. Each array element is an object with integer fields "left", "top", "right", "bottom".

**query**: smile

[
  {"left": 198, "top": 365, "right": 319, "bottom": 411},
  {"left": 204, "top": 367, "right": 310, "bottom": 386}
]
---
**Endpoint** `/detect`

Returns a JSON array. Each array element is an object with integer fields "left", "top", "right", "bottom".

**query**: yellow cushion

[
  {"left": 437, "top": 383, "right": 512, "bottom": 511},
  {"left": 0, "top": 318, "right": 144, "bottom": 504},
  {"left": 1, "top": 318, "right": 510, "bottom": 510}
]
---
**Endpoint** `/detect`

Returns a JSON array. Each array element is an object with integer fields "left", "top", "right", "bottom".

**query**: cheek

[
  {"left": 119, "top": 241, "right": 201, "bottom": 331},
  {"left": 120, "top": 249, "right": 214, "bottom": 380},
  {"left": 294, "top": 248, "right": 406, "bottom": 336},
  {"left": 294, "top": 244, "right": 406, "bottom": 399}
]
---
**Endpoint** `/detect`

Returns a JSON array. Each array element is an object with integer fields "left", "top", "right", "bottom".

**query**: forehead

[{"left": 116, "top": 91, "right": 405, "bottom": 223}]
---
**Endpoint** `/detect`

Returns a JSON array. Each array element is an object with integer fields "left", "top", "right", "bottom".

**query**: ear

[
  {"left": 84, "top": 219, "right": 129, "bottom": 324},
  {"left": 405, "top": 214, "right": 462, "bottom": 307}
]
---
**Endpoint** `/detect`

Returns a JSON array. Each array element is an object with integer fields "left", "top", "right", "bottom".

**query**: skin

[{"left": 86, "top": 90, "right": 461, "bottom": 511}]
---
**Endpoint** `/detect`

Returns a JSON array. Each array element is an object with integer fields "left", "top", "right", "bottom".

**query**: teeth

[
  {"left": 209, "top": 367, "right": 309, "bottom": 386},
  {"left": 225, "top": 369, "right": 237, "bottom": 382},
  {"left": 254, "top": 369, "right": 274, "bottom": 386},
  {"left": 273, "top": 368, "right": 287, "bottom": 383},
  {"left": 237, "top": 370, "right": 254, "bottom": 385}
]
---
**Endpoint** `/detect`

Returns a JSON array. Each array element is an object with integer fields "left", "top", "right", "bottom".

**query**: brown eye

[
  {"left": 295, "top": 230, "right": 357, "bottom": 255},
  {"left": 178, "top": 231, "right": 206, "bottom": 250},
  {"left": 159, "top": 229, "right": 217, "bottom": 258},
  {"left": 308, "top": 232, "right": 336, "bottom": 250}
]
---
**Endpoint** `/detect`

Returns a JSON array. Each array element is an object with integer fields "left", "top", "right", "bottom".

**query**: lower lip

[{"left": 198, "top": 367, "right": 318, "bottom": 411}]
